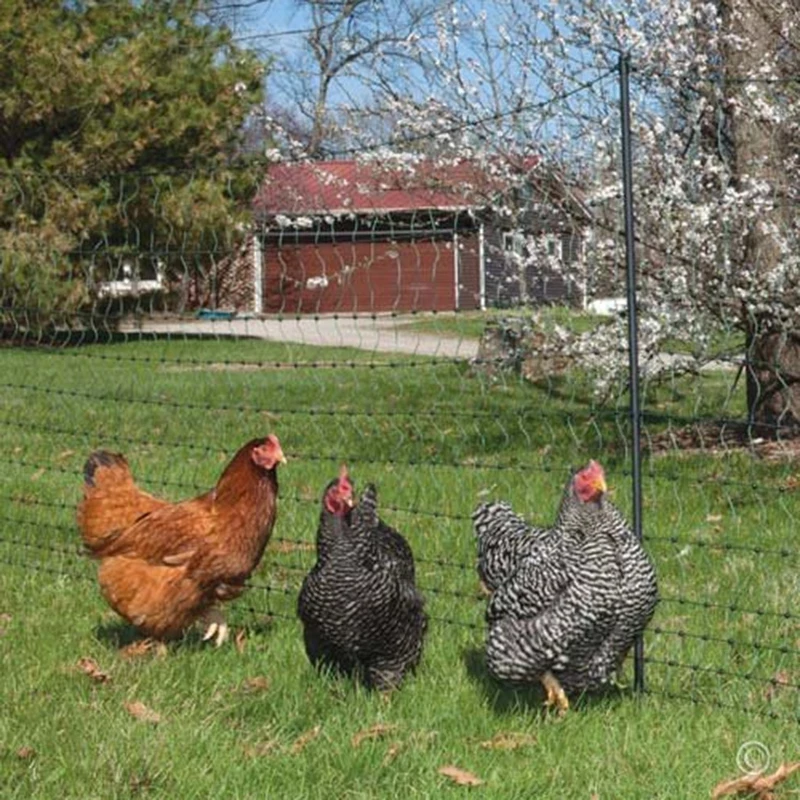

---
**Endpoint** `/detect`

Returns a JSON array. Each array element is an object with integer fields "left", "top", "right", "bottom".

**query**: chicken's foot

[
  {"left": 200, "top": 608, "right": 229, "bottom": 647},
  {"left": 541, "top": 670, "right": 569, "bottom": 716}
]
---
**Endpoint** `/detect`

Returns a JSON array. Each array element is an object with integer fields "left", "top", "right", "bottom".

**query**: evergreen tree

[{"left": 0, "top": 0, "right": 265, "bottom": 321}]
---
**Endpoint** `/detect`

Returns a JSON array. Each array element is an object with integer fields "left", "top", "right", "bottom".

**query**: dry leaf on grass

[
  {"left": 76, "top": 657, "right": 111, "bottom": 684},
  {"left": 479, "top": 732, "right": 537, "bottom": 751},
  {"left": 234, "top": 629, "right": 247, "bottom": 654},
  {"left": 120, "top": 640, "right": 167, "bottom": 659},
  {"left": 120, "top": 641, "right": 151, "bottom": 659},
  {"left": 711, "top": 762, "right": 800, "bottom": 799},
  {"left": 764, "top": 670, "right": 791, "bottom": 701},
  {"left": 29, "top": 468, "right": 46, "bottom": 481},
  {"left": 382, "top": 742, "right": 403, "bottom": 766},
  {"left": 706, "top": 514, "right": 723, "bottom": 523},
  {"left": 129, "top": 774, "right": 155, "bottom": 794},
  {"left": 124, "top": 701, "right": 162, "bottom": 724},
  {"left": 438, "top": 765, "right": 484, "bottom": 787},
  {"left": 351, "top": 723, "right": 398, "bottom": 748},
  {"left": 16, "top": 747, "right": 35, "bottom": 760},
  {"left": 290, "top": 725, "right": 321, "bottom": 755},
  {"left": 56, "top": 449, "right": 75, "bottom": 461},
  {"left": 0, "top": 612, "right": 10, "bottom": 637},
  {"left": 240, "top": 676, "right": 270, "bottom": 694},
  {"left": 243, "top": 740, "right": 280, "bottom": 758}
]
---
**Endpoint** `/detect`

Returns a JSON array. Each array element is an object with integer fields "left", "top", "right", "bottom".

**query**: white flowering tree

[{"left": 267, "top": 0, "right": 800, "bottom": 428}]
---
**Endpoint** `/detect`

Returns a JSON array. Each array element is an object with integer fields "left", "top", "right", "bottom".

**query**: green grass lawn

[
  {"left": 1, "top": 334, "right": 799, "bottom": 798},
  {"left": 395, "top": 306, "right": 609, "bottom": 340}
]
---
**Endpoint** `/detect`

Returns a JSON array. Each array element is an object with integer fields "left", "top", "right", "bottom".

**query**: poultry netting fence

[
  {"left": 3, "top": 58, "right": 800, "bottom": 727},
  {"left": 3, "top": 292, "right": 800, "bottom": 725}
]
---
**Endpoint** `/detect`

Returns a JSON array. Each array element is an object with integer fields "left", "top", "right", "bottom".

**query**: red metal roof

[{"left": 254, "top": 157, "right": 541, "bottom": 217}]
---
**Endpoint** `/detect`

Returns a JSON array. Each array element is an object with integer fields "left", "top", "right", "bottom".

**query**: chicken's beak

[
  {"left": 594, "top": 475, "right": 608, "bottom": 495},
  {"left": 277, "top": 449, "right": 287, "bottom": 465}
]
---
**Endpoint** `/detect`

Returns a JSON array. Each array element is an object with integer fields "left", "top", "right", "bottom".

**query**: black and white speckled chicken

[
  {"left": 475, "top": 461, "right": 658, "bottom": 714},
  {"left": 472, "top": 498, "right": 548, "bottom": 593},
  {"left": 297, "top": 469, "right": 427, "bottom": 690}
]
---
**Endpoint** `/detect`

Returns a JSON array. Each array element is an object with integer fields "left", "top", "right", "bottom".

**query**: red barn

[
  {"left": 196, "top": 157, "right": 589, "bottom": 314},
  {"left": 253, "top": 159, "right": 497, "bottom": 314}
]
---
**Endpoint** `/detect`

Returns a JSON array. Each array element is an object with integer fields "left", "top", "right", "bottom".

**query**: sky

[
  {"left": 220, "top": 0, "right": 618, "bottom": 165},
  {"left": 230, "top": 1, "right": 313, "bottom": 54}
]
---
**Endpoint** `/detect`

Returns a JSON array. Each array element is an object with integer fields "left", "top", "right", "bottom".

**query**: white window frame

[
  {"left": 503, "top": 231, "right": 564, "bottom": 263},
  {"left": 541, "top": 234, "right": 564, "bottom": 262},
  {"left": 502, "top": 231, "right": 527, "bottom": 257}
]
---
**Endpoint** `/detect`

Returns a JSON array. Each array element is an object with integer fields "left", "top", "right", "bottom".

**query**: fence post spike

[{"left": 619, "top": 52, "right": 646, "bottom": 694}]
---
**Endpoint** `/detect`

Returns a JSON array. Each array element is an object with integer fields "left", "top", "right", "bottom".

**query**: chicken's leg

[
  {"left": 541, "top": 670, "right": 569, "bottom": 716},
  {"left": 200, "top": 608, "right": 229, "bottom": 647}
]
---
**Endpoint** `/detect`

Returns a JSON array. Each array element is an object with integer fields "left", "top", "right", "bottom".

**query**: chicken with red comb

[
  {"left": 298, "top": 470, "right": 427, "bottom": 690},
  {"left": 474, "top": 460, "right": 657, "bottom": 714},
  {"left": 77, "top": 435, "right": 286, "bottom": 646}
]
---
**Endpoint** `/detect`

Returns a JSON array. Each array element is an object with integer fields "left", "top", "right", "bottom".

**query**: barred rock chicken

[
  {"left": 473, "top": 500, "right": 547, "bottom": 593},
  {"left": 77, "top": 436, "right": 285, "bottom": 645},
  {"left": 312, "top": 465, "right": 354, "bottom": 565},
  {"left": 297, "top": 470, "right": 427, "bottom": 690},
  {"left": 473, "top": 461, "right": 658, "bottom": 714}
]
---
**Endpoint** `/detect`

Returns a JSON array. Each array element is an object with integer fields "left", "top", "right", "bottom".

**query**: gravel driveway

[{"left": 121, "top": 315, "right": 480, "bottom": 359}]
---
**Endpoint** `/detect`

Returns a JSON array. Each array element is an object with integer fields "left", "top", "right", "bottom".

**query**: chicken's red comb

[
  {"left": 574, "top": 459, "right": 607, "bottom": 499},
  {"left": 584, "top": 459, "right": 604, "bottom": 477}
]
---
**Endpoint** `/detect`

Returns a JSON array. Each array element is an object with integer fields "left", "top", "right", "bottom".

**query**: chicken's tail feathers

[
  {"left": 471, "top": 501, "right": 491, "bottom": 528},
  {"left": 472, "top": 501, "right": 516, "bottom": 538},
  {"left": 355, "top": 483, "right": 380, "bottom": 529},
  {"left": 83, "top": 450, "right": 130, "bottom": 487},
  {"left": 77, "top": 450, "right": 164, "bottom": 553}
]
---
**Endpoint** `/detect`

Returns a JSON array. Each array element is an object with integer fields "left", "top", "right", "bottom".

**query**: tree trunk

[
  {"left": 746, "top": 329, "right": 800, "bottom": 430},
  {"left": 721, "top": 0, "right": 794, "bottom": 430}
]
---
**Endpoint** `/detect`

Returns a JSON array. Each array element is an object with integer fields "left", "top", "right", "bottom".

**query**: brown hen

[{"left": 77, "top": 436, "right": 285, "bottom": 645}]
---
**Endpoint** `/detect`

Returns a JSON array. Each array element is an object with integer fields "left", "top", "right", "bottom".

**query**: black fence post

[{"left": 619, "top": 53, "right": 646, "bottom": 693}]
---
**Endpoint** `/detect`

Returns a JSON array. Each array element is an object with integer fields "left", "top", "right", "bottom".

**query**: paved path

[{"left": 121, "top": 315, "right": 480, "bottom": 359}]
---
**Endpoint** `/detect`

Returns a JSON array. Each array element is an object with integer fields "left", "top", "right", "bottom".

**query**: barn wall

[
  {"left": 263, "top": 236, "right": 457, "bottom": 314},
  {"left": 456, "top": 233, "right": 482, "bottom": 310},
  {"left": 483, "top": 223, "right": 520, "bottom": 307},
  {"left": 482, "top": 222, "right": 582, "bottom": 308}
]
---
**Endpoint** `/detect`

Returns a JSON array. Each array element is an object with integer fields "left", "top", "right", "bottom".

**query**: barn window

[
  {"left": 541, "top": 234, "right": 564, "bottom": 261},
  {"left": 503, "top": 231, "right": 565, "bottom": 263},
  {"left": 502, "top": 231, "right": 527, "bottom": 256}
]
